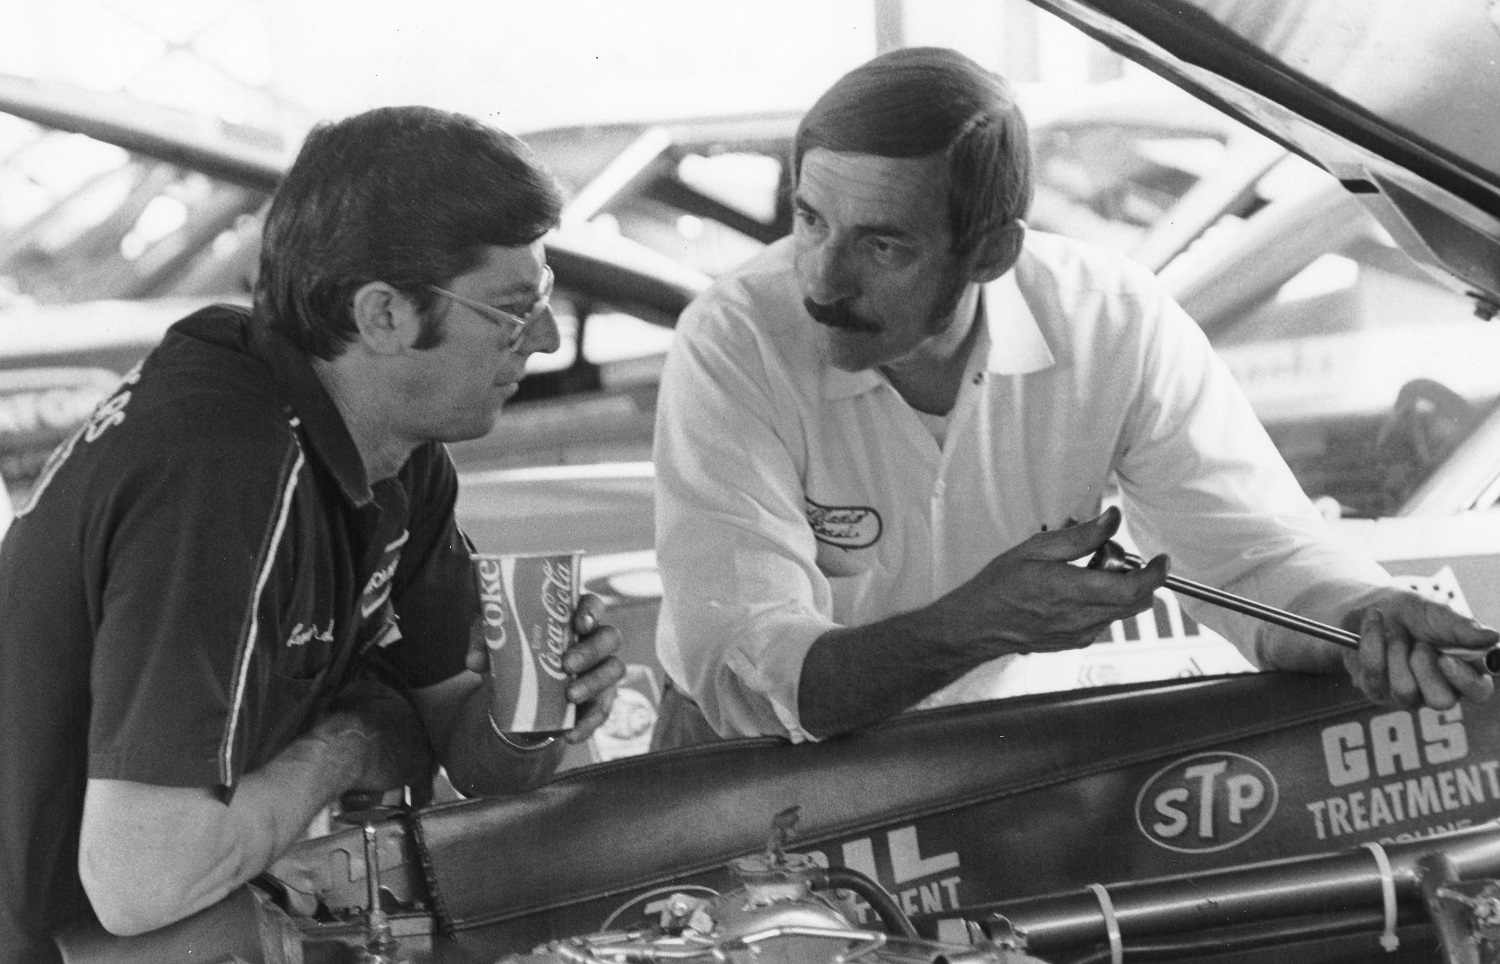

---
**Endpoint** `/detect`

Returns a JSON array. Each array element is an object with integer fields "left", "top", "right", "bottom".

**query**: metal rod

[
  {"left": 949, "top": 823, "right": 1500, "bottom": 955},
  {"left": 1090, "top": 541, "right": 1500, "bottom": 675}
]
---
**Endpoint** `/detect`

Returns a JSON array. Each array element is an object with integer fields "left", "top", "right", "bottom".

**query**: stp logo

[{"left": 1136, "top": 752, "right": 1278, "bottom": 853}]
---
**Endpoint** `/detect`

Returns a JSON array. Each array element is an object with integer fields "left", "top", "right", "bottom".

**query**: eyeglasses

[{"left": 427, "top": 264, "right": 554, "bottom": 348}]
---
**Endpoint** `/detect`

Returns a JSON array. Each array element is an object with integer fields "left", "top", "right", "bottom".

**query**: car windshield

[{"left": 1152, "top": 154, "right": 1500, "bottom": 519}]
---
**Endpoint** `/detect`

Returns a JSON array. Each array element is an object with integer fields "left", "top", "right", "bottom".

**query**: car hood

[
  {"left": 0, "top": 72, "right": 289, "bottom": 189},
  {"left": 1024, "top": 0, "right": 1500, "bottom": 317}
]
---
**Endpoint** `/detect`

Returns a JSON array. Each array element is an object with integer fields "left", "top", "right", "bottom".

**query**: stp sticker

[{"left": 1137, "top": 751, "right": 1279, "bottom": 853}]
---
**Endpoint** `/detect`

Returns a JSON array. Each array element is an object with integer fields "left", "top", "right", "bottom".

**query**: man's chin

[{"left": 820, "top": 328, "right": 882, "bottom": 372}]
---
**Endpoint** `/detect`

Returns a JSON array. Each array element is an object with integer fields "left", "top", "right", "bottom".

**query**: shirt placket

[{"left": 932, "top": 369, "right": 986, "bottom": 598}]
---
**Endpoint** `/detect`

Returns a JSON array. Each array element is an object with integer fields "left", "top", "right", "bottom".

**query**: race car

[{"left": 48, "top": 0, "right": 1500, "bottom": 962}]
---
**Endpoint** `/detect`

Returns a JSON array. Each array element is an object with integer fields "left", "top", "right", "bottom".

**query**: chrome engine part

[{"left": 502, "top": 808, "right": 1041, "bottom": 964}]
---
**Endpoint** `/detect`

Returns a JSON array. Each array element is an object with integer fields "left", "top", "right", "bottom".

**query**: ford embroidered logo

[
  {"left": 1136, "top": 751, "right": 1278, "bottom": 853},
  {"left": 805, "top": 498, "right": 882, "bottom": 549}
]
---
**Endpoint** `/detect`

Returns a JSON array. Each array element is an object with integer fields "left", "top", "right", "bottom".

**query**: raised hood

[{"left": 1024, "top": 0, "right": 1500, "bottom": 318}]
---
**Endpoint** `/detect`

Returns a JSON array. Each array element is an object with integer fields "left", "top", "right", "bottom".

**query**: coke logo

[
  {"left": 1136, "top": 752, "right": 1278, "bottom": 853},
  {"left": 531, "top": 559, "right": 575, "bottom": 681},
  {"left": 476, "top": 558, "right": 508, "bottom": 650}
]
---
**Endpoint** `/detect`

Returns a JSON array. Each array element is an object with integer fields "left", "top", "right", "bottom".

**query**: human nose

[
  {"left": 514, "top": 304, "right": 562, "bottom": 357},
  {"left": 797, "top": 233, "right": 857, "bottom": 305}
]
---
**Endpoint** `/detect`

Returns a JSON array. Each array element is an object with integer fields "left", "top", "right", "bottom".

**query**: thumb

[
  {"left": 1030, "top": 506, "right": 1122, "bottom": 562},
  {"left": 465, "top": 617, "right": 489, "bottom": 675}
]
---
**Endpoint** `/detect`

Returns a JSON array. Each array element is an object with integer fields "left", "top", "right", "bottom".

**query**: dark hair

[
  {"left": 254, "top": 105, "right": 564, "bottom": 359},
  {"left": 793, "top": 47, "right": 1032, "bottom": 259}
]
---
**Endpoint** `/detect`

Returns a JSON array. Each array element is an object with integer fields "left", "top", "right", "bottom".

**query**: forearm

[
  {"left": 80, "top": 718, "right": 367, "bottom": 936},
  {"left": 798, "top": 607, "right": 983, "bottom": 739},
  {"left": 1253, "top": 577, "right": 1383, "bottom": 674},
  {"left": 434, "top": 678, "right": 565, "bottom": 797}
]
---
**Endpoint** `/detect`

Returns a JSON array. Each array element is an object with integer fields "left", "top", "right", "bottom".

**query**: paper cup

[{"left": 473, "top": 550, "right": 582, "bottom": 735}]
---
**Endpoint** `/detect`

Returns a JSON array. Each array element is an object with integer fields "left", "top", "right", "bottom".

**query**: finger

[
  {"left": 564, "top": 689, "right": 618, "bottom": 744},
  {"left": 573, "top": 593, "right": 607, "bottom": 635},
  {"left": 1136, "top": 553, "right": 1171, "bottom": 594},
  {"left": 1058, "top": 556, "right": 1168, "bottom": 613},
  {"left": 1350, "top": 608, "right": 1392, "bottom": 703},
  {"left": 1439, "top": 654, "right": 1496, "bottom": 704},
  {"left": 1027, "top": 506, "right": 1122, "bottom": 562},
  {"left": 568, "top": 655, "right": 626, "bottom": 704},
  {"left": 1409, "top": 643, "right": 1460, "bottom": 710},
  {"left": 1383, "top": 613, "right": 1423, "bottom": 708},
  {"left": 465, "top": 620, "right": 489, "bottom": 675},
  {"left": 563, "top": 625, "right": 623, "bottom": 675}
]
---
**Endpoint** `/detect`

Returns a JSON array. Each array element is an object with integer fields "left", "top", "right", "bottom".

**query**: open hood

[
  {"left": 0, "top": 72, "right": 288, "bottom": 190},
  {"left": 1024, "top": 0, "right": 1500, "bottom": 318}
]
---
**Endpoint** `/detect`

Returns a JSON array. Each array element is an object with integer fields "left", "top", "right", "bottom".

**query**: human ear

[
  {"left": 965, "top": 219, "right": 1026, "bottom": 284},
  {"left": 350, "top": 281, "right": 420, "bottom": 354}
]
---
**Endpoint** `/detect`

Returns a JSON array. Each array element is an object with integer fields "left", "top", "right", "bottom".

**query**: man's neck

[
  {"left": 881, "top": 286, "right": 984, "bottom": 416},
  {"left": 311, "top": 359, "right": 413, "bottom": 484}
]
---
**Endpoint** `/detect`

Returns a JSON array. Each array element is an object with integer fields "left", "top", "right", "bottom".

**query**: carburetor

[{"left": 512, "top": 808, "right": 1043, "bottom": 964}]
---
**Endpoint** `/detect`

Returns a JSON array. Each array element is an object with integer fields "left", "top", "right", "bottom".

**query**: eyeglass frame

[{"left": 425, "top": 264, "right": 554, "bottom": 348}]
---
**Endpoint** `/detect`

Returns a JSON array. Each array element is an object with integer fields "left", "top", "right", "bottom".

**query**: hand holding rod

[{"left": 1086, "top": 540, "right": 1500, "bottom": 675}]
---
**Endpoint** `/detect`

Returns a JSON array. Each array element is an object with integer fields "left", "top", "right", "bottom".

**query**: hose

[{"left": 813, "top": 866, "right": 920, "bottom": 939}]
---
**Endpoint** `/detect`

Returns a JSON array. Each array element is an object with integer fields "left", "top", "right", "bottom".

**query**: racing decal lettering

[
  {"left": 360, "top": 530, "right": 409, "bottom": 618},
  {"left": 805, "top": 497, "right": 882, "bottom": 549},
  {"left": 808, "top": 825, "right": 963, "bottom": 919},
  {"left": 1136, "top": 752, "right": 1278, "bottom": 853},
  {"left": 1304, "top": 766, "right": 1499, "bottom": 841},
  {"left": 1322, "top": 707, "right": 1467, "bottom": 787},
  {"left": 1307, "top": 707, "right": 1495, "bottom": 841},
  {"left": 82, "top": 363, "right": 142, "bottom": 443},
  {"left": 287, "top": 621, "right": 334, "bottom": 648},
  {"left": 19, "top": 363, "right": 142, "bottom": 517}
]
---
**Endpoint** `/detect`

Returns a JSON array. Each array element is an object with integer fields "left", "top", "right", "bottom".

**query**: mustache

[{"left": 803, "top": 298, "right": 881, "bottom": 333}]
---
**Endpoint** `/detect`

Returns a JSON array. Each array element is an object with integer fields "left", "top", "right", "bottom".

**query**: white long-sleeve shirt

[{"left": 654, "top": 232, "right": 1388, "bottom": 742}]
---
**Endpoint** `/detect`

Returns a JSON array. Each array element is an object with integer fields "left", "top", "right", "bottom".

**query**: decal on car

[
  {"left": 1136, "top": 751, "right": 1279, "bottom": 853},
  {"left": 1309, "top": 705, "right": 1497, "bottom": 843},
  {"left": 1394, "top": 566, "right": 1473, "bottom": 616}
]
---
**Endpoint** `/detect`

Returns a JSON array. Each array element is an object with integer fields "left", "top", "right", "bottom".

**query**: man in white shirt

[{"left": 652, "top": 47, "right": 1497, "bottom": 747}]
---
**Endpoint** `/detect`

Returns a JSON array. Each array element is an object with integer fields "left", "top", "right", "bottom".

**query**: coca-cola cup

[{"left": 472, "top": 549, "right": 582, "bottom": 735}]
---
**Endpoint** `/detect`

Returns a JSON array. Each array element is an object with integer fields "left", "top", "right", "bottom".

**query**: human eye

[
  {"left": 864, "top": 235, "right": 915, "bottom": 267},
  {"left": 792, "top": 202, "right": 826, "bottom": 236}
]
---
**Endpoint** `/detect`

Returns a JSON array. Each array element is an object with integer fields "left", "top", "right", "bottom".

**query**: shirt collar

[
  {"left": 977, "top": 261, "right": 1055, "bottom": 375},
  {"left": 818, "top": 257, "right": 1056, "bottom": 400},
  {"left": 248, "top": 313, "right": 375, "bottom": 507}
]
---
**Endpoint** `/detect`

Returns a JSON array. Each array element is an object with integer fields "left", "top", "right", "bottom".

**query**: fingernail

[{"left": 567, "top": 684, "right": 585, "bottom": 701}]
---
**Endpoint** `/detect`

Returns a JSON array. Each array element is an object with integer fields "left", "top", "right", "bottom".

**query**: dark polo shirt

[{"left": 0, "top": 305, "right": 474, "bottom": 962}]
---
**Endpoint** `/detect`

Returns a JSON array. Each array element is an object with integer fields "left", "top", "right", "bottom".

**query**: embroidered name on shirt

[
  {"left": 287, "top": 621, "right": 334, "bottom": 648},
  {"left": 361, "top": 530, "right": 409, "bottom": 619},
  {"left": 805, "top": 497, "right": 882, "bottom": 549}
]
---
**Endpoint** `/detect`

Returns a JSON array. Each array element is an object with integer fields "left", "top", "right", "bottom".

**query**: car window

[
  {"left": 1167, "top": 159, "right": 1500, "bottom": 520},
  {"left": 1030, "top": 120, "right": 1232, "bottom": 253},
  {"left": 587, "top": 148, "right": 786, "bottom": 278}
]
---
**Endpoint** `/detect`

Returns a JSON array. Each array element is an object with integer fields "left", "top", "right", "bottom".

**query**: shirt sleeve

[
  {"left": 653, "top": 288, "right": 838, "bottom": 742},
  {"left": 1110, "top": 267, "right": 1390, "bottom": 662},
  {"left": 88, "top": 401, "right": 301, "bottom": 788}
]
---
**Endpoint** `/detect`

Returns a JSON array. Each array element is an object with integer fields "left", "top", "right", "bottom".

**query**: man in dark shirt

[{"left": 0, "top": 105, "right": 625, "bottom": 960}]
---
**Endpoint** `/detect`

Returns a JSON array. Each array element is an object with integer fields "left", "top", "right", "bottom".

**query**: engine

[{"left": 492, "top": 809, "right": 1041, "bottom": 964}]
